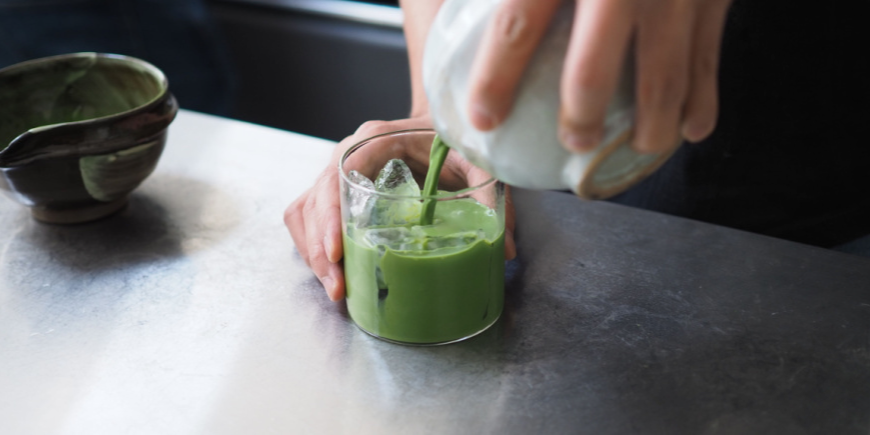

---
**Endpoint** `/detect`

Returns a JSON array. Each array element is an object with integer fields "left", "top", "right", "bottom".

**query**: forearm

[{"left": 399, "top": 0, "right": 445, "bottom": 117}]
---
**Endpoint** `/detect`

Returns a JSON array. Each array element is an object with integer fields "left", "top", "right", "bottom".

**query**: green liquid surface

[{"left": 343, "top": 137, "right": 504, "bottom": 344}]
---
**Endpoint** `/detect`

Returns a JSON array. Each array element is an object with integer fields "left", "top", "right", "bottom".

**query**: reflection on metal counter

[{"left": 1, "top": 111, "right": 868, "bottom": 434}]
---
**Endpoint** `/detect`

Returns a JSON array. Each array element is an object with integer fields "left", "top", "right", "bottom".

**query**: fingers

[
  {"left": 559, "top": 0, "right": 728, "bottom": 153},
  {"left": 285, "top": 141, "right": 349, "bottom": 301},
  {"left": 285, "top": 116, "right": 435, "bottom": 301},
  {"left": 465, "top": 0, "right": 727, "bottom": 154},
  {"left": 633, "top": 0, "right": 695, "bottom": 153},
  {"left": 285, "top": 181, "right": 346, "bottom": 301},
  {"left": 444, "top": 153, "right": 517, "bottom": 260},
  {"left": 468, "top": 0, "right": 562, "bottom": 131},
  {"left": 324, "top": 211, "right": 343, "bottom": 264},
  {"left": 304, "top": 170, "right": 345, "bottom": 301},
  {"left": 682, "top": 0, "right": 732, "bottom": 142},
  {"left": 559, "top": 0, "right": 634, "bottom": 152},
  {"left": 285, "top": 193, "right": 310, "bottom": 265}
]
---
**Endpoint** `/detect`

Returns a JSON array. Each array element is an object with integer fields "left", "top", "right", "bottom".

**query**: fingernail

[
  {"left": 683, "top": 121, "right": 712, "bottom": 143},
  {"left": 471, "top": 103, "right": 498, "bottom": 131},
  {"left": 320, "top": 276, "right": 335, "bottom": 296},
  {"left": 633, "top": 140, "right": 658, "bottom": 154},
  {"left": 324, "top": 235, "right": 338, "bottom": 263},
  {"left": 560, "top": 130, "right": 599, "bottom": 152}
]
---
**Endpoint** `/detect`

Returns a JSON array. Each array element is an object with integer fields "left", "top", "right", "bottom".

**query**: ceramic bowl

[{"left": 0, "top": 52, "right": 178, "bottom": 224}]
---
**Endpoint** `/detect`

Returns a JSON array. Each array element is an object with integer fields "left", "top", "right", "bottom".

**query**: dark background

[
  {"left": 0, "top": 0, "right": 409, "bottom": 142},
  {"left": 1, "top": 0, "right": 867, "bottom": 248},
  {"left": 209, "top": 0, "right": 410, "bottom": 141}
]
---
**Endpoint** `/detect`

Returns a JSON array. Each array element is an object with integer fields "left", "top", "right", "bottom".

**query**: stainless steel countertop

[{"left": 2, "top": 110, "right": 868, "bottom": 435}]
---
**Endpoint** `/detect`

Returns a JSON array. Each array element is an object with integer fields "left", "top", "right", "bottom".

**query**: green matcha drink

[{"left": 339, "top": 130, "right": 505, "bottom": 345}]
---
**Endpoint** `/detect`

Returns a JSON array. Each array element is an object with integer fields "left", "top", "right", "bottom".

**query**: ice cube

[
  {"left": 423, "top": 230, "right": 484, "bottom": 250},
  {"left": 346, "top": 170, "right": 377, "bottom": 227},
  {"left": 374, "top": 159, "right": 420, "bottom": 197},
  {"left": 365, "top": 227, "right": 429, "bottom": 253},
  {"left": 364, "top": 226, "right": 482, "bottom": 253},
  {"left": 348, "top": 170, "right": 375, "bottom": 189},
  {"left": 364, "top": 227, "right": 411, "bottom": 248},
  {"left": 364, "top": 227, "right": 425, "bottom": 250},
  {"left": 369, "top": 199, "right": 421, "bottom": 226},
  {"left": 366, "top": 159, "right": 424, "bottom": 225}
]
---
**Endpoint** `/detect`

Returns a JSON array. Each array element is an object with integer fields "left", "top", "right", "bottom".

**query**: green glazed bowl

[{"left": 0, "top": 52, "right": 178, "bottom": 224}]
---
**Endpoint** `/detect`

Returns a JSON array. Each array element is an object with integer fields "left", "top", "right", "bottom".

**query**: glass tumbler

[{"left": 339, "top": 129, "right": 505, "bottom": 345}]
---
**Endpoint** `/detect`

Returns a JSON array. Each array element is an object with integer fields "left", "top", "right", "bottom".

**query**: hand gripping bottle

[{"left": 423, "top": 0, "right": 679, "bottom": 199}]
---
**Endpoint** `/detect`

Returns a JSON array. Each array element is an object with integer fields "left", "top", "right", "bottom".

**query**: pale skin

[{"left": 285, "top": 0, "right": 732, "bottom": 300}]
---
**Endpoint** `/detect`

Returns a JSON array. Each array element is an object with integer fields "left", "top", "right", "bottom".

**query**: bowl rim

[
  {"left": 0, "top": 53, "right": 169, "bottom": 134},
  {"left": 0, "top": 52, "right": 176, "bottom": 167}
]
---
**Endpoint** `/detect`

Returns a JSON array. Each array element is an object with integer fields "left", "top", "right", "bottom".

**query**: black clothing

[{"left": 610, "top": 0, "right": 869, "bottom": 247}]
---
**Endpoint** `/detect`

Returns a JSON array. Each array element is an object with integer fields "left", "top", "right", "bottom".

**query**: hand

[
  {"left": 284, "top": 116, "right": 517, "bottom": 301},
  {"left": 466, "top": 0, "right": 733, "bottom": 153}
]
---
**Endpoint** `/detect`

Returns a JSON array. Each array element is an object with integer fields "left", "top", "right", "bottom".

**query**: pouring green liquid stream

[{"left": 419, "top": 135, "right": 449, "bottom": 226}]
